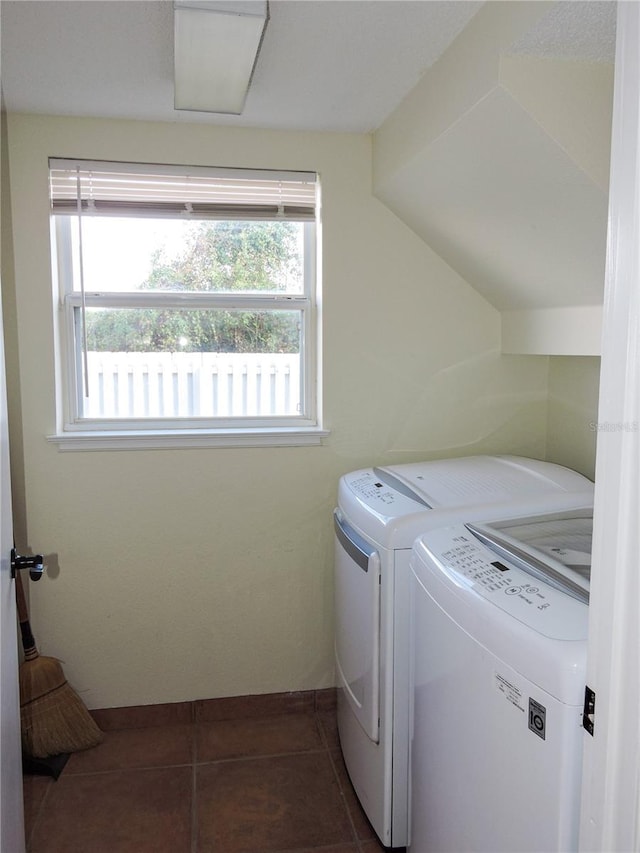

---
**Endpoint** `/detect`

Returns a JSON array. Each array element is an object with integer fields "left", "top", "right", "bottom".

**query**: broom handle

[{"left": 15, "top": 572, "right": 38, "bottom": 656}]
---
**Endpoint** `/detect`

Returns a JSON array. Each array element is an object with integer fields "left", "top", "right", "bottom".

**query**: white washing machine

[
  {"left": 333, "top": 455, "right": 593, "bottom": 848},
  {"left": 409, "top": 508, "right": 592, "bottom": 852}
]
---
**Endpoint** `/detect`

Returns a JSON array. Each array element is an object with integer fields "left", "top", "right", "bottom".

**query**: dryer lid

[
  {"left": 466, "top": 509, "right": 592, "bottom": 604},
  {"left": 377, "top": 455, "right": 592, "bottom": 509}
]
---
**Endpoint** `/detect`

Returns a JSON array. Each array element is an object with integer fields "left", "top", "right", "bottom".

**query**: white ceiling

[
  {"left": 1, "top": 0, "right": 482, "bottom": 132},
  {"left": 0, "top": 0, "right": 616, "bottom": 135}
]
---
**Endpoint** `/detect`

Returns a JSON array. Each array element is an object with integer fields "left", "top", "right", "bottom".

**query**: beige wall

[
  {"left": 547, "top": 356, "right": 601, "bottom": 481},
  {"left": 5, "top": 114, "right": 551, "bottom": 709}
]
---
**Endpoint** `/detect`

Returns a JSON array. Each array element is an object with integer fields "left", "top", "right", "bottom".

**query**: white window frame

[{"left": 47, "top": 160, "right": 326, "bottom": 450}]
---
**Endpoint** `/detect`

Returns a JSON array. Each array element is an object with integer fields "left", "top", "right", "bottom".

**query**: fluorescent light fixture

[{"left": 174, "top": 1, "right": 268, "bottom": 114}]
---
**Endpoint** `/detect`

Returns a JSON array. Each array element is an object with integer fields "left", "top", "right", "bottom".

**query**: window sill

[{"left": 47, "top": 427, "right": 330, "bottom": 452}]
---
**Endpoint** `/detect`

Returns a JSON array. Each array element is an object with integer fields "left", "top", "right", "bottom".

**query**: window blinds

[{"left": 49, "top": 159, "right": 318, "bottom": 220}]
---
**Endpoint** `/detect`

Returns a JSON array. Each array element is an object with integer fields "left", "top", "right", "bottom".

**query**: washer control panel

[
  {"left": 415, "top": 525, "right": 588, "bottom": 641},
  {"left": 440, "top": 536, "right": 547, "bottom": 599}
]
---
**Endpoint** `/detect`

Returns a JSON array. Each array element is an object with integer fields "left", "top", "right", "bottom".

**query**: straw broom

[{"left": 15, "top": 573, "right": 103, "bottom": 759}]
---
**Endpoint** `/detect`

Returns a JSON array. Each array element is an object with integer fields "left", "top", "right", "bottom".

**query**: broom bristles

[{"left": 19, "top": 653, "right": 103, "bottom": 759}]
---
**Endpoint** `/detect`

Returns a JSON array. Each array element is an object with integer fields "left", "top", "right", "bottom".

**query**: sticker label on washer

[
  {"left": 529, "top": 698, "right": 547, "bottom": 740},
  {"left": 495, "top": 673, "right": 525, "bottom": 712}
]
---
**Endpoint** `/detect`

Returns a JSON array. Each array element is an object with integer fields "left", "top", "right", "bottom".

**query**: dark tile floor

[{"left": 22, "top": 699, "right": 397, "bottom": 853}]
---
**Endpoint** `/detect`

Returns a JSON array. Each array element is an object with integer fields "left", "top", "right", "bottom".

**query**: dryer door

[{"left": 334, "top": 510, "right": 381, "bottom": 743}]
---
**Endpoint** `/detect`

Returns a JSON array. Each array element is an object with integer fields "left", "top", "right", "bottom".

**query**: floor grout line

[
  {"left": 323, "top": 728, "right": 363, "bottom": 850},
  {"left": 191, "top": 722, "right": 198, "bottom": 853},
  {"left": 62, "top": 761, "right": 195, "bottom": 777},
  {"left": 24, "top": 779, "right": 54, "bottom": 853},
  {"left": 190, "top": 761, "right": 198, "bottom": 853},
  {"left": 194, "top": 746, "right": 327, "bottom": 766}
]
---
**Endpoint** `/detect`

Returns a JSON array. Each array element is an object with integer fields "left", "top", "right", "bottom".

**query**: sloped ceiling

[{"left": 373, "top": 1, "right": 616, "bottom": 354}]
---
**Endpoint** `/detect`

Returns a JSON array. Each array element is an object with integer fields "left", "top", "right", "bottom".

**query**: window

[{"left": 49, "top": 159, "right": 322, "bottom": 448}]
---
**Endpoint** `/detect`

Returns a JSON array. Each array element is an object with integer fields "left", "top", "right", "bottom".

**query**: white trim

[
  {"left": 66, "top": 292, "right": 309, "bottom": 310},
  {"left": 51, "top": 179, "right": 320, "bottom": 434},
  {"left": 47, "top": 427, "right": 330, "bottom": 452},
  {"left": 579, "top": 3, "right": 640, "bottom": 851},
  {"left": 501, "top": 306, "right": 603, "bottom": 356}
]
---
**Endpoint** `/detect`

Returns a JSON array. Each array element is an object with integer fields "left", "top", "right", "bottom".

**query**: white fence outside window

[{"left": 83, "top": 352, "right": 301, "bottom": 419}]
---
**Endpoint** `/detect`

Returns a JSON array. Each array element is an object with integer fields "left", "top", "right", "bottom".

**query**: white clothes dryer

[
  {"left": 333, "top": 455, "right": 593, "bottom": 848},
  {"left": 409, "top": 509, "right": 592, "bottom": 852}
]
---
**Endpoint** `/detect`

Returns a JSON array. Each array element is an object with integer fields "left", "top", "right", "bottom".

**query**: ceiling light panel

[{"left": 174, "top": 1, "right": 268, "bottom": 114}]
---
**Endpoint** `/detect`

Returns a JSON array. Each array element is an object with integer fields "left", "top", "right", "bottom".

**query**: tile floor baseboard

[
  {"left": 23, "top": 689, "right": 399, "bottom": 853},
  {"left": 89, "top": 688, "right": 337, "bottom": 731}
]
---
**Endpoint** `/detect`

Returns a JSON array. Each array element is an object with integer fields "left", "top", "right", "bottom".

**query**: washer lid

[{"left": 466, "top": 509, "right": 592, "bottom": 604}]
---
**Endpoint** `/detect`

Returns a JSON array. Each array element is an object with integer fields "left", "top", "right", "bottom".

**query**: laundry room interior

[{"left": 2, "top": 0, "right": 636, "bottom": 851}]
